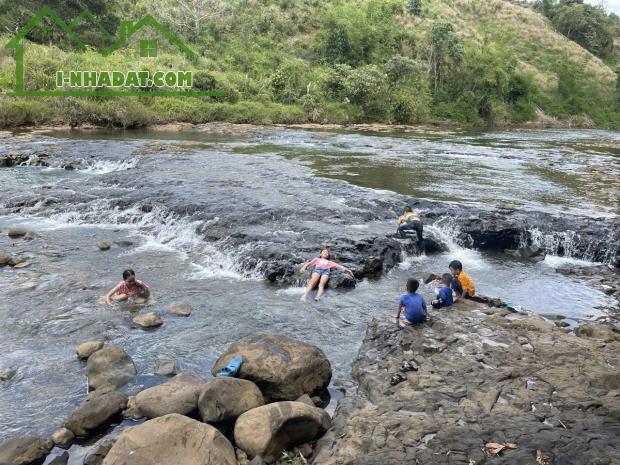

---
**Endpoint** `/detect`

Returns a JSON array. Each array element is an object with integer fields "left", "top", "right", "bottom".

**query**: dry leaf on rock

[
  {"left": 485, "top": 442, "right": 518, "bottom": 457},
  {"left": 536, "top": 449, "right": 551, "bottom": 465}
]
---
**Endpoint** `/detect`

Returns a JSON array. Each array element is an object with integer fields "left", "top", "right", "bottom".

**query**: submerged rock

[
  {"left": 505, "top": 245, "right": 546, "bottom": 261},
  {"left": 168, "top": 303, "right": 192, "bottom": 316},
  {"left": 198, "top": 377, "right": 264, "bottom": 424},
  {"left": 0, "top": 436, "right": 53, "bottom": 465},
  {"left": 212, "top": 335, "right": 332, "bottom": 401},
  {"left": 132, "top": 312, "right": 163, "bottom": 328},
  {"left": 0, "top": 367, "right": 17, "bottom": 381},
  {"left": 76, "top": 341, "right": 104, "bottom": 360},
  {"left": 102, "top": 414, "right": 237, "bottom": 465},
  {"left": 125, "top": 371, "right": 204, "bottom": 419},
  {"left": 234, "top": 401, "right": 331, "bottom": 462},
  {"left": 0, "top": 253, "right": 12, "bottom": 266},
  {"left": 85, "top": 346, "right": 136, "bottom": 390},
  {"left": 96, "top": 241, "right": 111, "bottom": 251},
  {"left": 64, "top": 385, "right": 128, "bottom": 437},
  {"left": 153, "top": 355, "right": 176, "bottom": 376}
]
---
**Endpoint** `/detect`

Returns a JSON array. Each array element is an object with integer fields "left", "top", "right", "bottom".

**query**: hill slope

[{"left": 0, "top": 0, "right": 618, "bottom": 128}]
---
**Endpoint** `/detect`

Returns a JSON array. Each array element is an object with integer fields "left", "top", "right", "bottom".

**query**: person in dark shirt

[
  {"left": 432, "top": 273, "right": 455, "bottom": 309},
  {"left": 395, "top": 278, "right": 427, "bottom": 325}
]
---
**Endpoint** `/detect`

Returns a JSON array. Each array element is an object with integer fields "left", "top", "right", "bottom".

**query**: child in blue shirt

[
  {"left": 396, "top": 278, "right": 427, "bottom": 325},
  {"left": 432, "top": 273, "right": 455, "bottom": 309}
]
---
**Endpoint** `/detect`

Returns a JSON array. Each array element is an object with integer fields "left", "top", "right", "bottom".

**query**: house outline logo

[{"left": 4, "top": 6, "right": 224, "bottom": 97}]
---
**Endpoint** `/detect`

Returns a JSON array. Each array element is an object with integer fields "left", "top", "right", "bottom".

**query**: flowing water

[{"left": 0, "top": 127, "right": 618, "bottom": 441}]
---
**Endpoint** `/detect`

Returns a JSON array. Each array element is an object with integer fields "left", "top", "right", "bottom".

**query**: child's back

[{"left": 399, "top": 291, "right": 427, "bottom": 323}]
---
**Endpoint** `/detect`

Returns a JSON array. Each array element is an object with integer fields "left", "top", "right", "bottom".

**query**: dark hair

[
  {"left": 441, "top": 273, "right": 453, "bottom": 284},
  {"left": 403, "top": 206, "right": 412, "bottom": 213},
  {"left": 321, "top": 248, "right": 331, "bottom": 259},
  {"left": 122, "top": 269, "right": 136, "bottom": 280},
  {"left": 449, "top": 260, "right": 463, "bottom": 271},
  {"left": 406, "top": 278, "right": 419, "bottom": 293}
]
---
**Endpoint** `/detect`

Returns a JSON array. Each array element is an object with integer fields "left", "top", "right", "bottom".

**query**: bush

[{"left": 406, "top": 0, "right": 423, "bottom": 16}]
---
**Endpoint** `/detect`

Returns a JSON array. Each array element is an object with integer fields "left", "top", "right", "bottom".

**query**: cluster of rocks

[
  {"left": 0, "top": 150, "right": 87, "bottom": 170},
  {"left": 313, "top": 299, "right": 620, "bottom": 465},
  {"left": 0, "top": 335, "right": 334, "bottom": 465}
]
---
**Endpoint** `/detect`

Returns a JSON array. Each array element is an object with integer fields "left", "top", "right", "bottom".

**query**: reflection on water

[{"left": 0, "top": 127, "right": 616, "bottom": 439}]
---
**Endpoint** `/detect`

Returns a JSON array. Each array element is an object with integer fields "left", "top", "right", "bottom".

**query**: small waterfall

[
  {"left": 520, "top": 227, "right": 616, "bottom": 263},
  {"left": 427, "top": 217, "right": 488, "bottom": 269}
]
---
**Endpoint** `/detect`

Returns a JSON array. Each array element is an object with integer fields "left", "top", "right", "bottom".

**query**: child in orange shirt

[{"left": 449, "top": 260, "right": 476, "bottom": 298}]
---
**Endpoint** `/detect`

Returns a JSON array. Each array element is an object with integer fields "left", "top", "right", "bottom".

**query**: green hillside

[{"left": 0, "top": 0, "right": 619, "bottom": 128}]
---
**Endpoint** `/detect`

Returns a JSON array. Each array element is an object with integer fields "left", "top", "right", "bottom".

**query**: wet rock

[
  {"left": 23, "top": 231, "right": 36, "bottom": 241},
  {"left": 64, "top": 385, "right": 128, "bottom": 437},
  {"left": 48, "top": 451, "right": 69, "bottom": 465},
  {"left": 102, "top": 413, "right": 237, "bottom": 465},
  {"left": 576, "top": 324, "right": 619, "bottom": 343},
  {"left": 83, "top": 439, "right": 115, "bottom": 465},
  {"left": 0, "top": 253, "right": 11, "bottom": 266},
  {"left": 212, "top": 335, "right": 332, "bottom": 401},
  {"left": 76, "top": 341, "right": 104, "bottom": 360},
  {"left": 7, "top": 227, "right": 29, "bottom": 238},
  {"left": 295, "top": 394, "right": 315, "bottom": 407},
  {"left": 85, "top": 346, "right": 136, "bottom": 390},
  {"left": 234, "top": 401, "right": 331, "bottom": 462},
  {"left": 113, "top": 240, "right": 134, "bottom": 247},
  {"left": 132, "top": 312, "right": 163, "bottom": 328},
  {"left": 96, "top": 241, "right": 111, "bottom": 251},
  {"left": 51, "top": 427, "right": 75, "bottom": 448},
  {"left": 505, "top": 245, "right": 546, "bottom": 261},
  {"left": 125, "top": 371, "right": 204, "bottom": 419},
  {"left": 198, "top": 377, "right": 264, "bottom": 424},
  {"left": 153, "top": 355, "right": 176, "bottom": 376},
  {"left": 168, "top": 303, "right": 191, "bottom": 316},
  {"left": 0, "top": 436, "right": 53, "bottom": 465},
  {"left": 0, "top": 367, "right": 17, "bottom": 381}
]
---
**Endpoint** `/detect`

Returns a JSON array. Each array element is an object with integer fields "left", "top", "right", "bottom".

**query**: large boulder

[
  {"left": 125, "top": 371, "right": 204, "bottom": 419},
  {"left": 85, "top": 346, "right": 136, "bottom": 390},
  {"left": 211, "top": 335, "right": 331, "bottom": 401},
  {"left": 198, "top": 377, "right": 264, "bottom": 424},
  {"left": 0, "top": 436, "right": 53, "bottom": 465},
  {"left": 7, "top": 227, "right": 29, "bottom": 238},
  {"left": 64, "top": 385, "right": 128, "bottom": 437},
  {"left": 234, "top": 401, "right": 331, "bottom": 462},
  {"left": 102, "top": 414, "right": 237, "bottom": 465}
]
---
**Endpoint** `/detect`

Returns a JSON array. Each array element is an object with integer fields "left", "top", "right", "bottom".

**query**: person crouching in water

[
  {"left": 395, "top": 278, "right": 427, "bottom": 325},
  {"left": 449, "top": 260, "right": 476, "bottom": 298},
  {"left": 397, "top": 206, "right": 425, "bottom": 255},
  {"left": 300, "top": 249, "right": 355, "bottom": 301},
  {"left": 431, "top": 273, "right": 455, "bottom": 309},
  {"left": 105, "top": 269, "right": 150, "bottom": 305}
]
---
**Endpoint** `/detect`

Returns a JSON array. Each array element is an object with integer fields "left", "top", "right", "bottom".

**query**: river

[{"left": 0, "top": 126, "right": 618, "bottom": 442}]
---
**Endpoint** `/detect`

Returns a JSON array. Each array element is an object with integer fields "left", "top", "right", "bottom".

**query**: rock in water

[
  {"left": 0, "top": 436, "right": 53, "bottom": 465},
  {"left": 76, "top": 341, "right": 104, "bottom": 359},
  {"left": 0, "top": 253, "right": 11, "bottom": 266},
  {"left": 505, "top": 245, "right": 546, "bottom": 261},
  {"left": 83, "top": 439, "right": 115, "bottom": 465},
  {"left": 198, "top": 377, "right": 264, "bottom": 424},
  {"left": 168, "top": 303, "right": 191, "bottom": 316},
  {"left": 0, "top": 367, "right": 17, "bottom": 381},
  {"left": 211, "top": 335, "right": 332, "bottom": 401},
  {"left": 234, "top": 401, "right": 331, "bottom": 462},
  {"left": 125, "top": 371, "right": 204, "bottom": 419},
  {"left": 153, "top": 355, "right": 176, "bottom": 376},
  {"left": 85, "top": 346, "right": 136, "bottom": 390},
  {"left": 48, "top": 451, "right": 69, "bottom": 465},
  {"left": 7, "top": 227, "right": 28, "bottom": 238},
  {"left": 102, "top": 414, "right": 237, "bottom": 465},
  {"left": 51, "top": 427, "right": 75, "bottom": 448},
  {"left": 132, "top": 312, "right": 163, "bottom": 328},
  {"left": 63, "top": 385, "right": 128, "bottom": 437},
  {"left": 96, "top": 241, "right": 111, "bottom": 251}
]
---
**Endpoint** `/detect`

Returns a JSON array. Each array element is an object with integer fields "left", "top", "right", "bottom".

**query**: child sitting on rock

[
  {"left": 395, "top": 278, "right": 427, "bottom": 326},
  {"left": 449, "top": 260, "right": 476, "bottom": 298},
  {"left": 104, "top": 269, "right": 150, "bottom": 305},
  {"left": 431, "top": 274, "right": 455, "bottom": 309}
]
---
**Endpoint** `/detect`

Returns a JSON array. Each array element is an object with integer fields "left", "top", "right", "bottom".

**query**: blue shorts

[{"left": 313, "top": 267, "right": 330, "bottom": 277}]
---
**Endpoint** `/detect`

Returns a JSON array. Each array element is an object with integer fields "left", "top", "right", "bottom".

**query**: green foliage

[
  {"left": 406, "top": 0, "right": 423, "bottom": 16},
  {"left": 426, "top": 21, "right": 463, "bottom": 92}
]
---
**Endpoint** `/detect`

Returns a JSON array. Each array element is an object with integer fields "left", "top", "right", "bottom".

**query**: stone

[
  {"left": 198, "top": 377, "right": 264, "bottom": 424},
  {"left": 64, "top": 385, "right": 128, "bottom": 437},
  {"left": 85, "top": 346, "right": 136, "bottom": 390},
  {"left": 7, "top": 227, "right": 28, "bottom": 238},
  {"left": 295, "top": 394, "right": 315, "bottom": 407},
  {"left": 102, "top": 414, "right": 237, "bottom": 465},
  {"left": 212, "top": 335, "right": 332, "bottom": 401},
  {"left": 0, "top": 436, "right": 53, "bottom": 465},
  {"left": 168, "top": 303, "right": 192, "bottom": 316},
  {"left": 51, "top": 427, "right": 75, "bottom": 448},
  {"left": 0, "top": 367, "right": 17, "bottom": 381},
  {"left": 23, "top": 231, "right": 35, "bottom": 241},
  {"left": 132, "top": 312, "right": 163, "bottom": 328},
  {"left": 126, "top": 371, "right": 204, "bottom": 419},
  {"left": 505, "top": 245, "right": 546, "bottom": 261},
  {"left": 234, "top": 401, "right": 331, "bottom": 462},
  {"left": 0, "top": 253, "right": 11, "bottom": 266},
  {"left": 576, "top": 324, "right": 619, "bottom": 343},
  {"left": 96, "top": 241, "right": 111, "bottom": 251},
  {"left": 153, "top": 355, "right": 176, "bottom": 376},
  {"left": 48, "top": 451, "right": 69, "bottom": 465},
  {"left": 76, "top": 341, "right": 104, "bottom": 360},
  {"left": 83, "top": 439, "right": 115, "bottom": 465}
]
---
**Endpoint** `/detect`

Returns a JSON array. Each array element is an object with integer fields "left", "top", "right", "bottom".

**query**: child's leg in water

[
  {"left": 315, "top": 274, "right": 330, "bottom": 301},
  {"left": 302, "top": 272, "right": 320, "bottom": 301}
]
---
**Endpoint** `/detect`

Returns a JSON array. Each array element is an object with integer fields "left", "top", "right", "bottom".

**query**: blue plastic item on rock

[{"left": 216, "top": 355, "right": 243, "bottom": 377}]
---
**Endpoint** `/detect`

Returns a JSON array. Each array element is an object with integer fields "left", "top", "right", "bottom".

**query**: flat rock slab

[
  {"left": 0, "top": 436, "right": 53, "bottom": 465},
  {"left": 85, "top": 346, "right": 136, "bottom": 390},
  {"left": 102, "top": 413, "right": 237, "bottom": 465}
]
